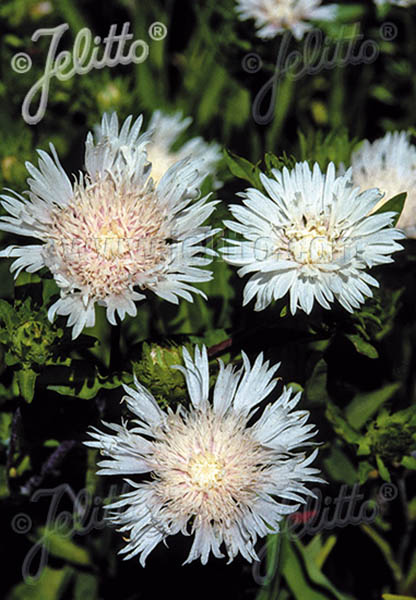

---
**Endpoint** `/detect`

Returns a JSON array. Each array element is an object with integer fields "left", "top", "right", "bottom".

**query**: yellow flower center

[
  {"left": 188, "top": 452, "right": 224, "bottom": 490},
  {"left": 95, "top": 222, "right": 130, "bottom": 259},
  {"left": 285, "top": 221, "right": 336, "bottom": 264},
  {"left": 272, "top": 0, "right": 296, "bottom": 21},
  {"left": 289, "top": 232, "right": 333, "bottom": 264}
]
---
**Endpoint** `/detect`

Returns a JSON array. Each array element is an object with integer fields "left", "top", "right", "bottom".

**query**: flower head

[
  {"left": 351, "top": 131, "right": 416, "bottom": 237},
  {"left": 222, "top": 161, "right": 404, "bottom": 315},
  {"left": 145, "top": 110, "right": 221, "bottom": 187},
  {"left": 0, "top": 113, "right": 219, "bottom": 338},
  {"left": 235, "top": 0, "right": 337, "bottom": 40},
  {"left": 374, "top": 0, "right": 416, "bottom": 7},
  {"left": 85, "top": 345, "right": 322, "bottom": 565}
]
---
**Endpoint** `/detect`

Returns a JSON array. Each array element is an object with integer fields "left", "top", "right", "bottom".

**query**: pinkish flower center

[{"left": 45, "top": 176, "right": 171, "bottom": 299}]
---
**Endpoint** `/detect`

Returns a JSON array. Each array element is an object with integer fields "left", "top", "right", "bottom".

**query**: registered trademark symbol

[
  {"left": 148, "top": 22, "right": 168, "bottom": 41},
  {"left": 379, "top": 482, "right": 398, "bottom": 501},
  {"left": 380, "top": 22, "right": 398, "bottom": 42}
]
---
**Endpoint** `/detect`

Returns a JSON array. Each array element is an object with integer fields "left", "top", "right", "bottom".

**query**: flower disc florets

[{"left": 86, "top": 346, "right": 323, "bottom": 565}]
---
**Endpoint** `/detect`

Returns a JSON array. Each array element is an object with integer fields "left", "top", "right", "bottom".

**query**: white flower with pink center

[
  {"left": 0, "top": 113, "right": 219, "bottom": 338},
  {"left": 85, "top": 345, "right": 322, "bottom": 565},
  {"left": 235, "top": 0, "right": 338, "bottom": 40}
]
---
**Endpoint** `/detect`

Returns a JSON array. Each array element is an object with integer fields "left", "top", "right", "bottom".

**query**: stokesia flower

[
  {"left": 85, "top": 345, "right": 322, "bottom": 565},
  {"left": 222, "top": 161, "right": 405, "bottom": 315},
  {"left": 0, "top": 113, "right": 219, "bottom": 338},
  {"left": 145, "top": 110, "right": 222, "bottom": 187},
  {"left": 351, "top": 131, "right": 416, "bottom": 237},
  {"left": 235, "top": 0, "right": 337, "bottom": 40},
  {"left": 373, "top": 0, "right": 416, "bottom": 7}
]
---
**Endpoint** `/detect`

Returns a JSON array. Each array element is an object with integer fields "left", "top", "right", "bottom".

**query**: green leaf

[
  {"left": 375, "top": 2, "right": 392, "bottom": 19},
  {"left": 323, "top": 446, "right": 357, "bottom": 485},
  {"left": 306, "top": 359, "right": 330, "bottom": 406},
  {"left": 225, "top": 87, "right": 251, "bottom": 128},
  {"left": 358, "top": 461, "right": 376, "bottom": 484},
  {"left": 345, "top": 383, "right": 400, "bottom": 430},
  {"left": 255, "top": 533, "right": 282, "bottom": 600},
  {"left": 357, "top": 438, "right": 371, "bottom": 456},
  {"left": 14, "top": 272, "right": 41, "bottom": 288},
  {"left": 0, "top": 298, "right": 17, "bottom": 331},
  {"left": 45, "top": 363, "right": 124, "bottom": 400},
  {"left": 197, "top": 64, "right": 227, "bottom": 125},
  {"left": 374, "top": 192, "right": 407, "bottom": 227},
  {"left": 223, "top": 149, "right": 262, "bottom": 188},
  {"left": 85, "top": 449, "right": 100, "bottom": 496},
  {"left": 6, "top": 566, "right": 73, "bottom": 600},
  {"left": 0, "top": 412, "right": 12, "bottom": 445},
  {"left": 0, "top": 465, "right": 10, "bottom": 499},
  {"left": 34, "top": 527, "right": 91, "bottom": 567},
  {"left": 16, "top": 368, "right": 37, "bottom": 403},
  {"left": 14, "top": 455, "right": 31, "bottom": 477},
  {"left": 43, "top": 440, "right": 60, "bottom": 448},
  {"left": 401, "top": 456, "right": 416, "bottom": 470},
  {"left": 264, "top": 152, "right": 296, "bottom": 175},
  {"left": 361, "top": 524, "right": 402, "bottom": 584},
  {"left": 345, "top": 334, "right": 378, "bottom": 359},
  {"left": 5, "top": 351, "right": 20, "bottom": 366},
  {"left": 42, "top": 278, "right": 60, "bottom": 305},
  {"left": 334, "top": 4, "right": 365, "bottom": 21},
  {"left": 306, "top": 534, "right": 337, "bottom": 570},
  {"left": 326, "top": 402, "right": 361, "bottom": 445},
  {"left": 376, "top": 455, "right": 391, "bottom": 482},
  {"left": 281, "top": 535, "right": 353, "bottom": 600},
  {"left": 404, "top": 546, "right": 416, "bottom": 592},
  {"left": 297, "top": 128, "right": 357, "bottom": 169},
  {"left": 74, "top": 572, "right": 98, "bottom": 600},
  {"left": 382, "top": 595, "right": 416, "bottom": 600}
]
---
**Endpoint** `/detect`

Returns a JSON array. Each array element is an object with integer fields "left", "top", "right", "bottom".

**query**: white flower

[
  {"left": 222, "top": 161, "right": 404, "bottom": 315},
  {"left": 145, "top": 110, "right": 222, "bottom": 187},
  {"left": 351, "top": 131, "right": 416, "bottom": 237},
  {"left": 373, "top": 0, "right": 416, "bottom": 7},
  {"left": 235, "top": 0, "right": 337, "bottom": 40},
  {"left": 85, "top": 345, "right": 322, "bottom": 565},
  {"left": 0, "top": 113, "right": 219, "bottom": 338}
]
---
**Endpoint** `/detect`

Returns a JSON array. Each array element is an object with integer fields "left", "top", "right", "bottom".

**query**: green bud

[
  {"left": 366, "top": 408, "right": 416, "bottom": 463},
  {"left": 132, "top": 342, "right": 189, "bottom": 408},
  {"left": 0, "top": 298, "right": 63, "bottom": 369}
]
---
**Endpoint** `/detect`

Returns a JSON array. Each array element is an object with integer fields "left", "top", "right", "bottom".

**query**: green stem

[{"left": 57, "top": 0, "right": 86, "bottom": 33}]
